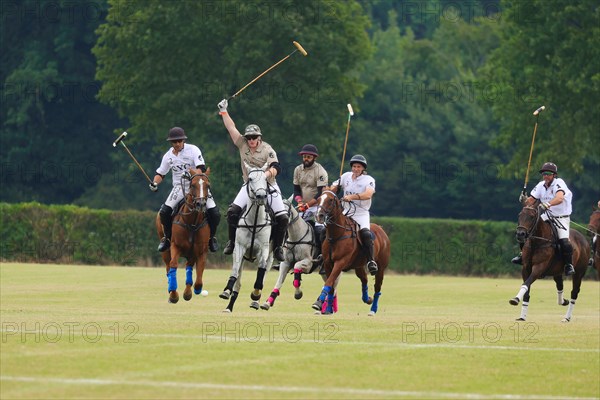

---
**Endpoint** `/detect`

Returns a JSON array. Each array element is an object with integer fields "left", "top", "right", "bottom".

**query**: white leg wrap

[
  {"left": 557, "top": 290, "right": 564, "bottom": 306},
  {"left": 516, "top": 284, "right": 528, "bottom": 301},
  {"left": 563, "top": 299, "right": 576, "bottom": 321},
  {"left": 519, "top": 302, "right": 529, "bottom": 320}
]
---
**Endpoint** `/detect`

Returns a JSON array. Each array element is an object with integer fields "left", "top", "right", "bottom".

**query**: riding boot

[
  {"left": 223, "top": 204, "right": 242, "bottom": 255},
  {"left": 158, "top": 204, "right": 173, "bottom": 252},
  {"left": 206, "top": 206, "right": 221, "bottom": 252},
  {"left": 359, "top": 228, "right": 378, "bottom": 276},
  {"left": 559, "top": 238, "right": 575, "bottom": 276},
  {"left": 272, "top": 214, "right": 289, "bottom": 262},
  {"left": 511, "top": 243, "right": 524, "bottom": 265}
]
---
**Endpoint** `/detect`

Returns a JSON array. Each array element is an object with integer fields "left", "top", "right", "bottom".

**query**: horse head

[
  {"left": 183, "top": 168, "right": 210, "bottom": 213},
  {"left": 316, "top": 190, "right": 341, "bottom": 225},
  {"left": 588, "top": 208, "right": 600, "bottom": 238},
  {"left": 516, "top": 203, "right": 541, "bottom": 244},
  {"left": 245, "top": 162, "right": 268, "bottom": 206}
]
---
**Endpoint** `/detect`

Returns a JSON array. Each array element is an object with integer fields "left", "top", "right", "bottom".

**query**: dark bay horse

[
  {"left": 156, "top": 168, "right": 210, "bottom": 304},
  {"left": 312, "top": 190, "right": 391, "bottom": 315},
  {"left": 509, "top": 203, "right": 589, "bottom": 322},
  {"left": 587, "top": 207, "right": 600, "bottom": 272}
]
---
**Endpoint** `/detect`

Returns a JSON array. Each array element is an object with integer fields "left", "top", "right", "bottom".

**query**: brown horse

[
  {"left": 156, "top": 168, "right": 211, "bottom": 303},
  {"left": 312, "top": 190, "right": 391, "bottom": 315},
  {"left": 587, "top": 207, "right": 600, "bottom": 272},
  {"left": 509, "top": 203, "right": 589, "bottom": 322}
]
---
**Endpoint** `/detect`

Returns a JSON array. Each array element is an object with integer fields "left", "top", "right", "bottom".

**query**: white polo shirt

[
  {"left": 530, "top": 177, "right": 572, "bottom": 216},
  {"left": 156, "top": 144, "right": 204, "bottom": 187}
]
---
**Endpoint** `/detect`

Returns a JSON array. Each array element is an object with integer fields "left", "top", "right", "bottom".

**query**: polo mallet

[
  {"left": 522, "top": 105, "right": 546, "bottom": 196},
  {"left": 339, "top": 104, "right": 354, "bottom": 177},
  {"left": 228, "top": 41, "right": 308, "bottom": 100},
  {"left": 112, "top": 131, "right": 153, "bottom": 184}
]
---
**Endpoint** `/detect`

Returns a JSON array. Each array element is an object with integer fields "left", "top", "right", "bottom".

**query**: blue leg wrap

[
  {"left": 185, "top": 266, "right": 193, "bottom": 286},
  {"left": 361, "top": 283, "right": 369, "bottom": 303},
  {"left": 318, "top": 285, "right": 332, "bottom": 302},
  {"left": 370, "top": 292, "right": 381, "bottom": 313},
  {"left": 194, "top": 284, "right": 203, "bottom": 295},
  {"left": 168, "top": 268, "right": 177, "bottom": 292},
  {"left": 326, "top": 291, "right": 334, "bottom": 313}
]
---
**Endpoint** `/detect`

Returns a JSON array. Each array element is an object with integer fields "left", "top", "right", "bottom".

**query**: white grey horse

[
  {"left": 261, "top": 197, "right": 337, "bottom": 311},
  {"left": 220, "top": 164, "right": 273, "bottom": 312}
]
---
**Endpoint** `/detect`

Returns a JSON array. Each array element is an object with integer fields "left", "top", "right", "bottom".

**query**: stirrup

[
  {"left": 564, "top": 264, "right": 575, "bottom": 276},
  {"left": 367, "top": 260, "right": 378, "bottom": 276},
  {"left": 209, "top": 237, "right": 219, "bottom": 252},
  {"left": 223, "top": 240, "right": 234, "bottom": 255},
  {"left": 157, "top": 237, "right": 170, "bottom": 252},
  {"left": 511, "top": 253, "right": 522, "bottom": 265}
]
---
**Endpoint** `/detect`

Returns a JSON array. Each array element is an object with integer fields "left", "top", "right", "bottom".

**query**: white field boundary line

[
  {"left": 1, "top": 329, "right": 599, "bottom": 353},
  {"left": 1, "top": 376, "right": 598, "bottom": 400}
]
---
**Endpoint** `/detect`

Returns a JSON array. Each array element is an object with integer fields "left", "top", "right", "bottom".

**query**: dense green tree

[
  {"left": 1, "top": 0, "right": 122, "bottom": 204},
  {"left": 93, "top": 0, "right": 373, "bottom": 204}
]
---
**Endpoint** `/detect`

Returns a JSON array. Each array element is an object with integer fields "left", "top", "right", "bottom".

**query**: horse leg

[
  {"left": 250, "top": 267, "right": 266, "bottom": 309},
  {"left": 509, "top": 267, "right": 540, "bottom": 306},
  {"left": 220, "top": 275, "right": 237, "bottom": 300},
  {"left": 553, "top": 275, "right": 569, "bottom": 306},
  {"left": 562, "top": 269, "right": 584, "bottom": 322},
  {"left": 183, "top": 265, "right": 193, "bottom": 301},
  {"left": 368, "top": 264, "right": 386, "bottom": 316},
  {"left": 517, "top": 289, "right": 531, "bottom": 321},
  {"left": 261, "top": 261, "right": 289, "bottom": 310},
  {"left": 167, "top": 267, "right": 179, "bottom": 304},
  {"left": 223, "top": 276, "right": 242, "bottom": 313},
  {"left": 355, "top": 266, "right": 372, "bottom": 305},
  {"left": 194, "top": 247, "right": 207, "bottom": 296},
  {"left": 313, "top": 267, "right": 342, "bottom": 312}
]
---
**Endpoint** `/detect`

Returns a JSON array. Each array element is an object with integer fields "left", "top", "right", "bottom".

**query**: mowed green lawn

[{"left": 1, "top": 263, "right": 598, "bottom": 399}]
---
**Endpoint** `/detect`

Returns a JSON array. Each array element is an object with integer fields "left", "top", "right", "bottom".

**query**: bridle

[
  {"left": 180, "top": 172, "right": 209, "bottom": 215},
  {"left": 516, "top": 205, "right": 552, "bottom": 244},
  {"left": 316, "top": 190, "right": 341, "bottom": 226}
]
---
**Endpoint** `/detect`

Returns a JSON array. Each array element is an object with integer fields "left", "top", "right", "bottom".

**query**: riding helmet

[
  {"left": 539, "top": 162, "right": 557, "bottom": 174},
  {"left": 244, "top": 124, "right": 262, "bottom": 137},
  {"left": 349, "top": 154, "right": 367, "bottom": 168},
  {"left": 299, "top": 144, "right": 319, "bottom": 157},
  {"left": 166, "top": 127, "right": 188, "bottom": 141}
]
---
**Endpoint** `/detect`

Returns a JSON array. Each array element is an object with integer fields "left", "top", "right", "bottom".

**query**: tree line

[{"left": 1, "top": 0, "right": 598, "bottom": 222}]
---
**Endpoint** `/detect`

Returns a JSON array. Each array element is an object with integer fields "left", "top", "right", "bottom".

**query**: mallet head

[
  {"left": 293, "top": 41, "right": 308, "bottom": 56},
  {"left": 112, "top": 131, "right": 128, "bottom": 147},
  {"left": 347, "top": 104, "right": 354, "bottom": 116},
  {"left": 533, "top": 105, "right": 545, "bottom": 116}
]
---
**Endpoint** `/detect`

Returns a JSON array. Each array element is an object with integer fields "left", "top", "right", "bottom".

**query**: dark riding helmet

[
  {"left": 349, "top": 154, "right": 367, "bottom": 169},
  {"left": 299, "top": 144, "right": 319, "bottom": 157},
  {"left": 244, "top": 124, "right": 262, "bottom": 137},
  {"left": 539, "top": 162, "right": 557, "bottom": 174},
  {"left": 166, "top": 127, "right": 188, "bottom": 141}
]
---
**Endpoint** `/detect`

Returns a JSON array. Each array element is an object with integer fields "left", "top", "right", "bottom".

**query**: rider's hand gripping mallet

[
  {"left": 522, "top": 105, "right": 545, "bottom": 197},
  {"left": 339, "top": 104, "right": 354, "bottom": 177},
  {"left": 112, "top": 131, "right": 153, "bottom": 184},
  {"left": 228, "top": 41, "right": 308, "bottom": 100}
]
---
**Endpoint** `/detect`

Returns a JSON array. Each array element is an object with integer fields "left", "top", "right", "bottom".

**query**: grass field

[{"left": 1, "top": 263, "right": 599, "bottom": 399}]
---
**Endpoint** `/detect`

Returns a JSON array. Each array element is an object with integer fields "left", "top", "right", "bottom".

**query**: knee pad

[
  {"left": 159, "top": 204, "right": 173, "bottom": 217},
  {"left": 207, "top": 206, "right": 221, "bottom": 222},
  {"left": 559, "top": 238, "right": 573, "bottom": 253},
  {"left": 227, "top": 204, "right": 242, "bottom": 224},
  {"left": 275, "top": 213, "right": 289, "bottom": 225}
]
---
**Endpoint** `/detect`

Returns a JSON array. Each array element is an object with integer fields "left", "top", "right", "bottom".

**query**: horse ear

[{"left": 287, "top": 194, "right": 294, "bottom": 203}]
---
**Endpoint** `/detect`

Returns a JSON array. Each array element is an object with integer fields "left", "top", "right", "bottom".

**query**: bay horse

[
  {"left": 261, "top": 197, "right": 322, "bottom": 310},
  {"left": 312, "top": 190, "right": 391, "bottom": 316},
  {"left": 219, "top": 165, "right": 273, "bottom": 312},
  {"left": 155, "top": 168, "right": 210, "bottom": 304},
  {"left": 587, "top": 207, "right": 600, "bottom": 272},
  {"left": 509, "top": 203, "right": 590, "bottom": 322}
]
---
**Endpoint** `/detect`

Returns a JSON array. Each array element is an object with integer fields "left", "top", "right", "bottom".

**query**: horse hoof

[
  {"left": 222, "top": 308, "right": 232, "bottom": 313},
  {"left": 515, "top": 317, "right": 526, "bottom": 321},
  {"left": 294, "top": 290, "right": 303, "bottom": 300},
  {"left": 366, "top": 297, "right": 373, "bottom": 305},
  {"left": 249, "top": 301, "right": 260, "bottom": 310},
  {"left": 368, "top": 311, "right": 376, "bottom": 317},
  {"left": 260, "top": 302, "right": 271, "bottom": 310},
  {"left": 250, "top": 290, "right": 261, "bottom": 301},
  {"left": 168, "top": 292, "right": 179, "bottom": 304},
  {"left": 561, "top": 317, "right": 571, "bottom": 323},
  {"left": 194, "top": 287, "right": 202, "bottom": 295},
  {"left": 560, "top": 299, "right": 569, "bottom": 306},
  {"left": 312, "top": 300, "right": 323, "bottom": 311},
  {"left": 219, "top": 290, "right": 231, "bottom": 300},
  {"left": 183, "top": 288, "right": 192, "bottom": 301},
  {"left": 509, "top": 298, "right": 519, "bottom": 306}
]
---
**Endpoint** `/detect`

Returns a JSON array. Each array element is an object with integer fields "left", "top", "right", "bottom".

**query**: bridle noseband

[{"left": 516, "top": 205, "right": 543, "bottom": 243}]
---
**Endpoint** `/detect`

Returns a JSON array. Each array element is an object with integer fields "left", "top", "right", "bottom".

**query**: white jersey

[
  {"left": 156, "top": 144, "right": 204, "bottom": 187},
  {"left": 530, "top": 177, "right": 572, "bottom": 216},
  {"left": 331, "top": 172, "right": 376, "bottom": 229}
]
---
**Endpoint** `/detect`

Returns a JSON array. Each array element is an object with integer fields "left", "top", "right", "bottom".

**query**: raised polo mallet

[
  {"left": 339, "top": 104, "right": 354, "bottom": 177},
  {"left": 228, "top": 41, "right": 308, "bottom": 100},
  {"left": 112, "top": 131, "right": 153, "bottom": 184},
  {"left": 522, "top": 105, "right": 546, "bottom": 196}
]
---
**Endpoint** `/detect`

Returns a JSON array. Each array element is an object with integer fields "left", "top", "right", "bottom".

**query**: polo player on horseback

[
  {"left": 217, "top": 99, "right": 288, "bottom": 262},
  {"left": 512, "top": 162, "right": 575, "bottom": 276},
  {"left": 329, "top": 154, "right": 378, "bottom": 276}
]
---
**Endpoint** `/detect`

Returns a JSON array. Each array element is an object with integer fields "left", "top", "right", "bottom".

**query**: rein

[{"left": 318, "top": 191, "right": 357, "bottom": 243}]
